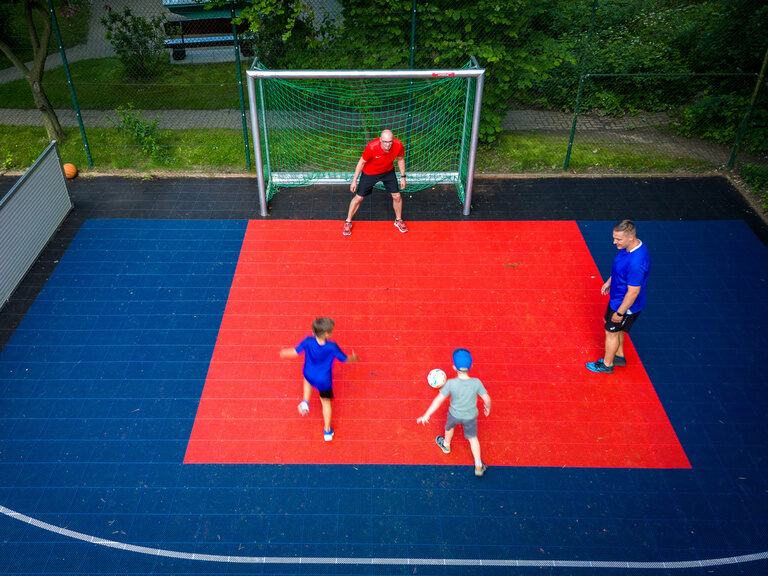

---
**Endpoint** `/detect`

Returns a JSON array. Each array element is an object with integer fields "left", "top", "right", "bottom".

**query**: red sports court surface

[{"left": 185, "top": 220, "right": 689, "bottom": 469}]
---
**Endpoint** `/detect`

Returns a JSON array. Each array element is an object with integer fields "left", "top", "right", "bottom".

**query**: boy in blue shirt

[
  {"left": 280, "top": 317, "right": 358, "bottom": 441},
  {"left": 417, "top": 349, "right": 491, "bottom": 476}
]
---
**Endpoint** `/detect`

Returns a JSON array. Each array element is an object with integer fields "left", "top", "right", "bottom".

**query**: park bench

[{"left": 164, "top": 18, "right": 253, "bottom": 61}]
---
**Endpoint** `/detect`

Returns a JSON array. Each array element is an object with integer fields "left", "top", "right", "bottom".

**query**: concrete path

[{"left": 0, "top": 108, "right": 246, "bottom": 130}]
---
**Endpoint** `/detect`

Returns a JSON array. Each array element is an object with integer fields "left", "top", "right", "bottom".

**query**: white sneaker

[
  {"left": 323, "top": 429, "right": 334, "bottom": 441},
  {"left": 297, "top": 400, "right": 309, "bottom": 416}
]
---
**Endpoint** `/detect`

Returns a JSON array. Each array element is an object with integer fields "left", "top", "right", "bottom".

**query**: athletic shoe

[
  {"left": 475, "top": 464, "right": 487, "bottom": 477},
  {"left": 599, "top": 356, "right": 627, "bottom": 367},
  {"left": 297, "top": 400, "right": 309, "bottom": 416},
  {"left": 435, "top": 435, "right": 451, "bottom": 454},
  {"left": 586, "top": 360, "right": 614, "bottom": 374},
  {"left": 324, "top": 428, "right": 334, "bottom": 441},
  {"left": 394, "top": 219, "right": 408, "bottom": 233},
  {"left": 343, "top": 221, "right": 352, "bottom": 236}
]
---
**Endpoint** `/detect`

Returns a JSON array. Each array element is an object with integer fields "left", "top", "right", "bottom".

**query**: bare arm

[
  {"left": 417, "top": 393, "right": 447, "bottom": 425},
  {"left": 480, "top": 393, "right": 491, "bottom": 417},
  {"left": 610, "top": 285, "right": 641, "bottom": 321},
  {"left": 280, "top": 348, "right": 298, "bottom": 359},
  {"left": 600, "top": 276, "right": 612, "bottom": 295},
  {"left": 397, "top": 155, "right": 406, "bottom": 190},
  {"left": 350, "top": 157, "right": 366, "bottom": 193}
]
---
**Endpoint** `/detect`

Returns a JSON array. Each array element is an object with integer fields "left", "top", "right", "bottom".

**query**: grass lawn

[
  {"left": 0, "top": 58, "right": 248, "bottom": 110},
  {"left": 476, "top": 132, "right": 711, "bottom": 173},
  {"left": 0, "top": 125, "right": 713, "bottom": 176}
]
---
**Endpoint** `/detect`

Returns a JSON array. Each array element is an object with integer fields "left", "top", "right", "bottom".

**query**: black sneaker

[{"left": 435, "top": 435, "right": 451, "bottom": 454}]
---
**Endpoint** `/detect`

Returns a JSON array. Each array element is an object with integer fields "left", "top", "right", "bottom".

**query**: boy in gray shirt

[{"left": 417, "top": 349, "right": 491, "bottom": 476}]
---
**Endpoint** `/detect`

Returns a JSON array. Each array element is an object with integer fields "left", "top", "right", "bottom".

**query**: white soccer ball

[{"left": 427, "top": 368, "right": 447, "bottom": 389}]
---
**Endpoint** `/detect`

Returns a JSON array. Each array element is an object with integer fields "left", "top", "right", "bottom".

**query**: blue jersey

[
  {"left": 295, "top": 336, "right": 348, "bottom": 391},
  {"left": 609, "top": 241, "right": 650, "bottom": 313}
]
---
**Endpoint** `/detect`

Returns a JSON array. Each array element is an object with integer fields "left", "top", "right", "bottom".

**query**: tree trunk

[
  {"left": 0, "top": 1, "right": 66, "bottom": 142},
  {"left": 30, "top": 78, "right": 65, "bottom": 141}
]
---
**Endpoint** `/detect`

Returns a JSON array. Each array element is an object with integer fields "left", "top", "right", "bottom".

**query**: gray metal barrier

[{"left": 0, "top": 141, "right": 73, "bottom": 309}]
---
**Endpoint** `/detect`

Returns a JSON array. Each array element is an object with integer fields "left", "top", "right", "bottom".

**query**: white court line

[{"left": 2, "top": 505, "right": 767, "bottom": 569}]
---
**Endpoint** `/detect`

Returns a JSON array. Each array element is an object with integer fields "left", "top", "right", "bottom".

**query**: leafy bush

[
  {"left": 108, "top": 104, "right": 169, "bottom": 163},
  {"left": 101, "top": 6, "right": 166, "bottom": 80},
  {"left": 675, "top": 94, "right": 768, "bottom": 155},
  {"left": 741, "top": 164, "right": 768, "bottom": 211}
]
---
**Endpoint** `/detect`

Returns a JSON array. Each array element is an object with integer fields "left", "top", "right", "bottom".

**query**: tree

[{"left": 0, "top": 0, "right": 65, "bottom": 141}]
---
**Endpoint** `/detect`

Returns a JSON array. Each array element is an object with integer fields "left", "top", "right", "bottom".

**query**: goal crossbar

[{"left": 246, "top": 65, "right": 485, "bottom": 217}]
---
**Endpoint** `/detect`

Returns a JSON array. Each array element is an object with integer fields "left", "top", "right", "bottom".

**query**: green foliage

[
  {"left": 108, "top": 104, "right": 169, "bottom": 163},
  {"left": 2, "top": 152, "right": 15, "bottom": 172},
  {"left": 327, "top": 0, "right": 577, "bottom": 144},
  {"left": 741, "top": 164, "right": 768, "bottom": 210},
  {"left": 674, "top": 93, "right": 768, "bottom": 155},
  {"left": 100, "top": 6, "right": 166, "bottom": 80}
]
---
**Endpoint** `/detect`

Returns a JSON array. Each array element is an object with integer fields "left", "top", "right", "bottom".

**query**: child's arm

[
  {"left": 347, "top": 351, "right": 359, "bottom": 362},
  {"left": 480, "top": 393, "right": 491, "bottom": 416},
  {"left": 417, "top": 393, "right": 447, "bottom": 425},
  {"left": 280, "top": 348, "right": 299, "bottom": 359}
]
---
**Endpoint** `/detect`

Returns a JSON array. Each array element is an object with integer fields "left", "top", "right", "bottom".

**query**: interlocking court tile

[{"left": 185, "top": 220, "right": 689, "bottom": 468}]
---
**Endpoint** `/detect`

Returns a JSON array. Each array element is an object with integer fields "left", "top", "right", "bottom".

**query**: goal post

[{"left": 246, "top": 61, "right": 486, "bottom": 217}]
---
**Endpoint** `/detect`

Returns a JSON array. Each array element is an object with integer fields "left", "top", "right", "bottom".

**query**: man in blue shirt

[{"left": 586, "top": 220, "right": 650, "bottom": 374}]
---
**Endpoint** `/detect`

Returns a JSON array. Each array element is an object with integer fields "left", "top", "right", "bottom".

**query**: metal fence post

[
  {"left": 230, "top": 2, "right": 252, "bottom": 170},
  {"left": 564, "top": 0, "right": 598, "bottom": 171},
  {"left": 727, "top": 44, "right": 768, "bottom": 170},
  {"left": 47, "top": 0, "right": 93, "bottom": 168}
]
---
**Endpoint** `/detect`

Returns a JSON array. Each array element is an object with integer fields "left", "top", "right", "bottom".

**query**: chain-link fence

[{"left": 0, "top": 0, "right": 766, "bottom": 177}]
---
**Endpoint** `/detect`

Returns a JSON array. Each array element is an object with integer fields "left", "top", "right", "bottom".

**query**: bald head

[{"left": 379, "top": 130, "right": 394, "bottom": 151}]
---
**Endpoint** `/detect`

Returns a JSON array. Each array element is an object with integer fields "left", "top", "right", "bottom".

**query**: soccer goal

[{"left": 245, "top": 60, "right": 485, "bottom": 217}]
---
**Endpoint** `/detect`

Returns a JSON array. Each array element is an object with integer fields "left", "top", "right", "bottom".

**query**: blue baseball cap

[{"left": 452, "top": 348, "right": 472, "bottom": 370}]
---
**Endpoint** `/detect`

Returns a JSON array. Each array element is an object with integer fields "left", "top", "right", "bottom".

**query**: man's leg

[
  {"left": 391, "top": 193, "right": 403, "bottom": 220},
  {"left": 603, "top": 329, "right": 621, "bottom": 367},
  {"left": 616, "top": 332, "right": 625, "bottom": 359},
  {"left": 346, "top": 194, "right": 364, "bottom": 222}
]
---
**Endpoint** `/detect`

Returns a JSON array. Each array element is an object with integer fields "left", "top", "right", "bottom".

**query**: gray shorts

[{"left": 445, "top": 412, "right": 478, "bottom": 439}]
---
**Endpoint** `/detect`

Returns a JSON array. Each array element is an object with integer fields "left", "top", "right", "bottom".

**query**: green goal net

[{"left": 246, "top": 61, "right": 485, "bottom": 216}]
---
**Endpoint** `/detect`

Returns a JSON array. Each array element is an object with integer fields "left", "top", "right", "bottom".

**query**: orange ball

[{"left": 63, "top": 163, "right": 78, "bottom": 179}]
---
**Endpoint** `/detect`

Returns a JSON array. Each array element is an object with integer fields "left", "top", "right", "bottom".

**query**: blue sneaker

[{"left": 586, "top": 360, "right": 614, "bottom": 374}]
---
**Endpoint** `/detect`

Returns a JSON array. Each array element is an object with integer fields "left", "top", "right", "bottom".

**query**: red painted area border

[{"left": 185, "top": 220, "right": 689, "bottom": 469}]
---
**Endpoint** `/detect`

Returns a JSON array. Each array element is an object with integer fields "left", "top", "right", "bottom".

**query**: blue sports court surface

[{"left": 0, "top": 175, "right": 766, "bottom": 575}]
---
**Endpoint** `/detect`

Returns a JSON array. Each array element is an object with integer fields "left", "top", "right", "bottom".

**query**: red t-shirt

[{"left": 361, "top": 137, "right": 404, "bottom": 175}]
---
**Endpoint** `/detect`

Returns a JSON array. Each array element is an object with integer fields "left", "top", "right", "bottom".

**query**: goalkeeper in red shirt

[{"left": 344, "top": 129, "right": 408, "bottom": 236}]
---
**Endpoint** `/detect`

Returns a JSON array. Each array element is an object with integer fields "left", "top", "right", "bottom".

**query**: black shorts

[
  {"left": 604, "top": 304, "right": 641, "bottom": 333},
  {"left": 356, "top": 169, "right": 398, "bottom": 197},
  {"left": 318, "top": 386, "right": 334, "bottom": 399}
]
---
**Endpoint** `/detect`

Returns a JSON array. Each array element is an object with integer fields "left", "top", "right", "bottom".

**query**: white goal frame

[{"left": 245, "top": 64, "right": 486, "bottom": 217}]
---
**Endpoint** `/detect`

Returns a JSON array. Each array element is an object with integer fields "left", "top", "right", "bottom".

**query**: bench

[{"left": 164, "top": 18, "right": 253, "bottom": 61}]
